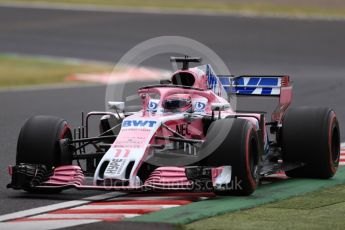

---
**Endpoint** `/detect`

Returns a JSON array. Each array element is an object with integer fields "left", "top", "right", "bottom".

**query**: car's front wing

[{"left": 7, "top": 164, "right": 232, "bottom": 193}]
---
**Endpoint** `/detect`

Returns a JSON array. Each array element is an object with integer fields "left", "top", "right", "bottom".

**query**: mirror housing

[
  {"left": 211, "top": 102, "right": 230, "bottom": 111},
  {"left": 108, "top": 101, "right": 125, "bottom": 111}
]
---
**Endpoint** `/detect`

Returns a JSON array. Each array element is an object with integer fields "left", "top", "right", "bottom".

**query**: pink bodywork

[
  {"left": 42, "top": 166, "right": 226, "bottom": 191},
  {"left": 27, "top": 68, "right": 292, "bottom": 191},
  {"left": 139, "top": 68, "right": 230, "bottom": 115},
  {"left": 144, "top": 167, "right": 193, "bottom": 188},
  {"left": 44, "top": 166, "right": 84, "bottom": 186}
]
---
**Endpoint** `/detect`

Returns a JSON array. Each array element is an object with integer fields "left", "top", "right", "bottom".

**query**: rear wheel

[
  {"left": 16, "top": 115, "right": 73, "bottom": 193},
  {"left": 201, "top": 118, "right": 260, "bottom": 196},
  {"left": 282, "top": 107, "right": 340, "bottom": 178}
]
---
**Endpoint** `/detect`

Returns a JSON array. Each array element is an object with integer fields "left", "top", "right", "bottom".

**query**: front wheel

[
  {"left": 201, "top": 118, "right": 260, "bottom": 196},
  {"left": 16, "top": 115, "right": 73, "bottom": 193}
]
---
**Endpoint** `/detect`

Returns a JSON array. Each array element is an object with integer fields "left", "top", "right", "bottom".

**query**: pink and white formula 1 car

[{"left": 8, "top": 57, "right": 341, "bottom": 196}]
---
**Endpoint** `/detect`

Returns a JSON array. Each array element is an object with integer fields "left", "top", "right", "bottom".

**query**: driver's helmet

[{"left": 162, "top": 94, "right": 192, "bottom": 112}]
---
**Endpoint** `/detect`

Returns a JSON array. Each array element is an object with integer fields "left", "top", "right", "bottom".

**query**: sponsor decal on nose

[{"left": 122, "top": 120, "right": 157, "bottom": 128}]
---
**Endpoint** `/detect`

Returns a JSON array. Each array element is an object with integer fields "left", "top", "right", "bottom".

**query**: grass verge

[
  {"left": 128, "top": 166, "right": 345, "bottom": 224},
  {"left": 0, "top": 54, "right": 111, "bottom": 88},
  {"left": 1, "top": 0, "right": 345, "bottom": 18},
  {"left": 185, "top": 183, "right": 345, "bottom": 230}
]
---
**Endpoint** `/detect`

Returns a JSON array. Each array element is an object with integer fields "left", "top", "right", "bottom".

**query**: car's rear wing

[
  {"left": 218, "top": 75, "right": 292, "bottom": 122},
  {"left": 218, "top": 75, "right": 289, "bottom": 96}
]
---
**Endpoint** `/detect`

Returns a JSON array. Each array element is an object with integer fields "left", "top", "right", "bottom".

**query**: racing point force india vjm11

[{"left": 8, "top": 57, "right": 341, "bottom": 196}]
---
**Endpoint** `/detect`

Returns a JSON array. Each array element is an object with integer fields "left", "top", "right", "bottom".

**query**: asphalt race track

[{"left": 1, "top": 4, "right": 345, "bottom": 222}]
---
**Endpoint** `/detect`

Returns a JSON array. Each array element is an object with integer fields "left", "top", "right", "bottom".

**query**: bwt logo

[{"left": 123, "top": 120, "right": 157, "bottom": 128}]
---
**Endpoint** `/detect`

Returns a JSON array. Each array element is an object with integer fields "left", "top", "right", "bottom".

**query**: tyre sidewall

[{"left": 16, "top": 116, "right": 72, "bottom": 167}]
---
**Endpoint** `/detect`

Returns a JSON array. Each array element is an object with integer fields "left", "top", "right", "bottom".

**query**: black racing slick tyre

[
  {"left": 202, "top": 119, "right": 260, "bottom": 196},
  {"left": 16, "top": 116, "right": 73, "bottom": 193},
  {"left": 17, "top": 115, "right": 73, "bottom": 166},
  {"left": 282, "top": 107, "right": 340, "bottom": 179}
]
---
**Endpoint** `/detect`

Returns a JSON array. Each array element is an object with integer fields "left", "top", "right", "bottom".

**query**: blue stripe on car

[
  {"left": 220, "top": 77, "right": 280, "bottom": 95},
  {"left": 261, "top": 87, "right": 273, "bottom": 95},
  {"left": 247, "top": 77, "right": 260, "bottom": 86},
  {"left": 219, "top": 77, "right": 230, "bottom": 85},
  {"left": 259, "top": 78, "right": 278, "bottom": 86}
]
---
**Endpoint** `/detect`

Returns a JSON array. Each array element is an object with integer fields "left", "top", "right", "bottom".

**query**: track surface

[{"left": 1, "top": 5, "right": 345, "bottom": 218}]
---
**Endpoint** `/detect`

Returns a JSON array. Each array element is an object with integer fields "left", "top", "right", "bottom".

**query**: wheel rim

[
  {"left": 60, "top": 124, "right": 72, "bottom": 140},
  {"left": 249, "top": 135, "right": 259, "bottom": 183},
  {"left": 58, "top": 124, "right": 73, "bottom": 166},
  {"left": 330, "top": 125, "right": 340, "bottom": 167}
]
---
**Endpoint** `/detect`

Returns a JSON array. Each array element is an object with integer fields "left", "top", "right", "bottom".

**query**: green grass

[
  {"left": 184, "top": 184, "right": 345, "bottom": 230},
  {"left": 2, "top": 0, "right": 345, "bottom": 18},
  {"left": 0, "top": 54, "right": 111, "bottom": 87}
]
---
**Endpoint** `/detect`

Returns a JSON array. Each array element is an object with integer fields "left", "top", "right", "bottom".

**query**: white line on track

[
  {"left": 0, "top": 219, "right": 100, "bottom": 230},
  {"left": 71, "top": 204, "right": 179, "bottom": 210},
  {"left": 0, "top": 192, "right": 124, "bottom": 222},
  {"left": 30, "top": 213, "right": 140, "bottom": 219},
  {"left": 0, "top": 193, "right": 202, "bottom": 229},
  {"left": 1, "top": 2, "right": 345, "bottom": 22}
]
